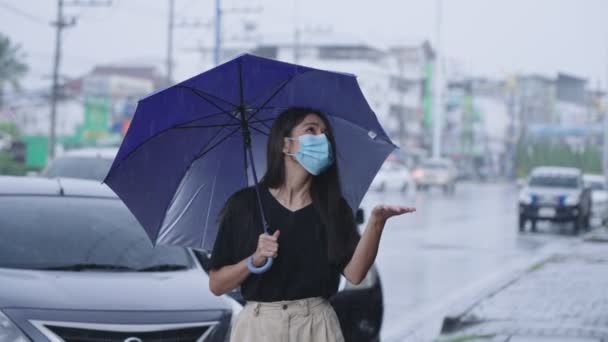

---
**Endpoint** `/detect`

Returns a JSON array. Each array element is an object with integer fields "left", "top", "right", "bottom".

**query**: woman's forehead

[{"left": 298, "top": 113, "right": 326, "bottom": 129}]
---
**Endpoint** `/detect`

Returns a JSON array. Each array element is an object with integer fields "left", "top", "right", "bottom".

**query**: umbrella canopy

[{"left": 104, "top": 53, "right": 396, "bottom": 251}]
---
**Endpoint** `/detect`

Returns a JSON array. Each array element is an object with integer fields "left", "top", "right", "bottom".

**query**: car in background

[
  {"left": 193, "top": 207, "right": 384, "bottom": 342},
  {"left": 412, "top": 158, "right": 458, "bottom": 194},
  {"left": 41, "top": 147, "right": 118, "bottom": 181},
  {"left": 518, "top": 167, "right": 592, "bottom": 234},
  {"left": 0, "top": 176, "right": 238, "bottom": 341},
  {"left": 583, "top": 174, "right": 608, "bottom": 226},
  {"left": 370, "top": 161, "right": 414, "bottom": 193}
]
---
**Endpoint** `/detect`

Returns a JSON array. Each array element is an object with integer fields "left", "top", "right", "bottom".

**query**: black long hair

[{"left": 261, "top": 107, "right": 359, "bottom": 265}]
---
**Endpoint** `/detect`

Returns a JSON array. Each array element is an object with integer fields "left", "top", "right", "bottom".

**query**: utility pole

[
  {"left": 603, "top": 38, "right": 608, "bottom": 180},
  {"left": 432, "top": 0, "right": 443, "bottom": 159},
  {"left": 48, "top": 0, "right": 111, "bottom": 160},
  {"left": 214, "top": 0, "right": 221, "bottom": 66},
  {"left": 293, "top": 0, "right": 299, "bottom": 63},
  {"left": 166, "top": 0, "right": 175, "bottom": 85}
]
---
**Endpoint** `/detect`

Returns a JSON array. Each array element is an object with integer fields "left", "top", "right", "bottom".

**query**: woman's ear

[{"left": 283, "top": 137, "right": 291, "bottom": 154}]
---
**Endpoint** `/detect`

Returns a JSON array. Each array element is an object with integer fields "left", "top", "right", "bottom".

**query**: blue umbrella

[{"left": 104, "top": 53, "right": 396, "bottom": 261}]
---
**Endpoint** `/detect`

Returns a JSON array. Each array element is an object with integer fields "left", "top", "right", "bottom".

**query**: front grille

[
  {"left": 31, "top": 321, "right": 220, "bottom": 342},
  {"left": 48, "top": 325, "right": 210, "bottom": 342},
  {"left": 537, "top": 195, "right": 559, "bottom": 205}
]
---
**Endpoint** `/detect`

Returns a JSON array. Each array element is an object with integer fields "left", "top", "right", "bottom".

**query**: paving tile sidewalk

[{"left": 437, "top": 229, "right": 608, "bottom": 342}]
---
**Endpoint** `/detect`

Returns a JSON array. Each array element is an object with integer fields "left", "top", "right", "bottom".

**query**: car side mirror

[
  {"left": 356, "top": 208, "right": 365, "bottom": 225},
  {"left": 190, "top": 248, "right": 211, "bottom": 272}
]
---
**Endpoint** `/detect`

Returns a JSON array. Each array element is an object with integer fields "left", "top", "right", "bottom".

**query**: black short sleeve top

[{"left": 208, "top": 186, "right": 360, "bottom": 302}]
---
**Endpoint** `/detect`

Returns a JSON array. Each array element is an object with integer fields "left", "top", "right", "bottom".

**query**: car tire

[
  {"left": 530, "top": 220, "right": 537, "bottom": 232},
  {"left": 574, "top": 215, "right": 582, "bottom": 235}
]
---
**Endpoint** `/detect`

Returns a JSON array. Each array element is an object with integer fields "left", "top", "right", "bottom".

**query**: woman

[{"left": 209, "top": 107, "right": 415, "bottom": 342}]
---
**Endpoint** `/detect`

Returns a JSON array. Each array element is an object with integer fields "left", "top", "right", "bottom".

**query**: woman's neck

[{"left": 271, "top": 162, "right": 313, "bottom": 208}]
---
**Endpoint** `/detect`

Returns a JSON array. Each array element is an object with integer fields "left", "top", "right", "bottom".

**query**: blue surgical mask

[{"left": 287, "top": 133, "right": 334, "bottom": 175}]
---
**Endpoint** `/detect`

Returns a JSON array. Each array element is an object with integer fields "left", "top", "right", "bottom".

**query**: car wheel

[
  {"left": 574, "top": 215, "right": 582, "bottom": 235},
  {"left": 519, "top": 215, "right": 526, "bottom": 232},
  {"left": 530, "top": 220, "right": 537, "bottom": 232}
]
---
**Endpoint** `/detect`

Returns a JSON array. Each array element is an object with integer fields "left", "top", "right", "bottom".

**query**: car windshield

[
  {"left": 422, "top": 161, "right": 448, "bottom": 170},
  {"left": 585, "top": 180, "right": 606, "bottom": 191},
  {"left": 529, "top": 175, "right": 579, "bottom": 189},
  {"left": 0, "top": 196, "right": 191, "bottom": 271},
  {"left": 42, "top": 156, "right": 114, "bottom": 181}
]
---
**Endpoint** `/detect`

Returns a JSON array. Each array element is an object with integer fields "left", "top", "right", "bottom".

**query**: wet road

[{"left": 358, "top": 181, "right": 575, "bottom": 339}]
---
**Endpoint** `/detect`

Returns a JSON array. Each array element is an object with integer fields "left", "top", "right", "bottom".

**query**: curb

[
  {"left": 439, "top": 236, "right": 582, "bottom": 335},
  {"left": 383, "top": 237, "right": 578, "bottom": 342}
]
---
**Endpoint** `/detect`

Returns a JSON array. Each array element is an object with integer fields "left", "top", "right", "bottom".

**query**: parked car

[
  {"left": 36, "top": 151, "right": 385, "bottom": 342},
  {"left": 41, "top": 147, "right": 118, "bottom": 181},
  {"left": 583, "top": 174, "right": 608, "bottom": 226},
  {"left": 370, "top": 161, "right": 414, "bottom": 193},
  {"left": 412, "top": 158, "right": 457, "bottom": 194},
  {"left": 0, "top": 176, "right": 238, "bottom": 342},
  {"left": 518, "top": 167, "right": 592, "bottom": 234},
  {"left": 193, "top": 207, "right": 384, "bottom": 342}
]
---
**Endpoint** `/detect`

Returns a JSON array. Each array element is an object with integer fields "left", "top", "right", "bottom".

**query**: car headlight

[
  {"left": 222, "top": 295, "right": 243, "bottom": 327},
  {"left": 0, "top": 311, "right": 29, "bottom": 342},
  {"left": 519, "top": 192, "right": 533, "bottom": 205},
  {"left": 564, "top": 195, "right": 579, "bottom": 206}
]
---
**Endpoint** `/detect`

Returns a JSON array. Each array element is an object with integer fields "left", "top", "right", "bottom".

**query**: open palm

[{"left": 371, "top": 205, "right": 416, "bottom": 223}]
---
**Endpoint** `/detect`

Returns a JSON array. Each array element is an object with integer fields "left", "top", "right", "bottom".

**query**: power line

[{"left": 0, "top": 1, "right": 48, "bottom": 25}]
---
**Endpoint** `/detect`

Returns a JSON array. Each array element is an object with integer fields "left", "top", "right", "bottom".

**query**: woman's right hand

[{"left": 252, "top": 230, "right": 280, "bottom": 267}]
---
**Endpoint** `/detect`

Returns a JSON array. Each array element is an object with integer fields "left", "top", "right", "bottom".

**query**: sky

[{"left": 1, "top": 0, "right": 608, "bottom": 92}]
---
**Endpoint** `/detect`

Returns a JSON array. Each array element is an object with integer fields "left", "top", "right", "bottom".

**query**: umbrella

[{"left": 104, "top": 53, "right": 396, "bottom": 258}]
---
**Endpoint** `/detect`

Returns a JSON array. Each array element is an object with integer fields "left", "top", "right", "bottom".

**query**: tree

[{"left": 0, "top": 33, "right": 28, "bottom": 109}]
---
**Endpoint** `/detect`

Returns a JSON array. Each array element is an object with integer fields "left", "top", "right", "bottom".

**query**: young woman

[{"left": 209, "top": 107, "right": 415, "bottom": 342}]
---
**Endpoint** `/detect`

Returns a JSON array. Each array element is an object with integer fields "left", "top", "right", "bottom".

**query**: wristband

[{"left": 247, "top": 255, "right": 273, "bottom": 274}]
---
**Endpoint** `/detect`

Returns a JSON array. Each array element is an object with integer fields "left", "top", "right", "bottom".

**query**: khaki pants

[{"left": 230, "top": 297, "right": 345, "bottom": 342}]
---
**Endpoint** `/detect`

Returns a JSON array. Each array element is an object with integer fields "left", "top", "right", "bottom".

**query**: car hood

[
  {"left": 0, "top": 267, "right": 226, "bottom": 311},
  {"left": 592, "top": 190, "right": 608, "bottom": 202},
  {"left": 525, "top": 186, "right": 580, "bottom": 197}
]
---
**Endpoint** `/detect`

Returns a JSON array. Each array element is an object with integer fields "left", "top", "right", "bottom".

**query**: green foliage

[
  {"left": 0, "top": 151, "right": 27, "bottom": 176},
  {"left": 516, "top": 139, "right": 602, "bottom": 177}
]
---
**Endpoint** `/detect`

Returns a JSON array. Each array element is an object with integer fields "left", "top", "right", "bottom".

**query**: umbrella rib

[
  {"left": 176, "top": 85, "right": 239, "bottom": 109},
  {"left": 192, "top": 126, "right": 242, "bottom": 162},
  {"left": 246, "top": 76, "right": 295, "bottom": 121},
  {"left": 179, "top": 86, "right": 240, "bottom": 124},
  {"left": 249, "top": 125, "right": 269, "bottom": 136},
  {"left": 174, "top": 123, "right": 241, "bottom": 129},
  {"left": 251, "top": 118, "right": 272, "bottom": 131}
]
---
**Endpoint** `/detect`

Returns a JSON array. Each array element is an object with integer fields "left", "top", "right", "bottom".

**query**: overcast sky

[{"left": 2, "top": 0, "right": 608, "bottom": 91}]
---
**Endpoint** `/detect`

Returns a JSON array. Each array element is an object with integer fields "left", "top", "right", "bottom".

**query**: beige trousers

[{"left": 229, "top": 297, "right": 345, "bottom": 342}]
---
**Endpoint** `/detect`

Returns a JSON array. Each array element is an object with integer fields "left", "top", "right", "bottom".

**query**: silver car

[{"left": 0, "top": 176, "right": 239, "bottom": 341}]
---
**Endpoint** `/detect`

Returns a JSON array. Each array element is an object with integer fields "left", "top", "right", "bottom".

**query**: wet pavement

[
  {"left": 437, "top": 235, "right": 608, "bottom": 341},
  {"left": 358, "top": 181, "right": 579, "bottom": 340}
]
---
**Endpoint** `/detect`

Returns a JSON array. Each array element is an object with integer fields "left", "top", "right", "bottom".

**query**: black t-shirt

[{"left": 209, "top": 186, "right": 360, "bottom": 302}]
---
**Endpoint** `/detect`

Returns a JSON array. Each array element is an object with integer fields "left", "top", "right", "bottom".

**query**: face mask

[{"left": 287, "top": 133, "right": 334, "bottom": 175}]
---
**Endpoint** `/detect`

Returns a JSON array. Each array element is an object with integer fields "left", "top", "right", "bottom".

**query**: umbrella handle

[{"left": 247, "top": 256, "right": 274, "bottom": 274}]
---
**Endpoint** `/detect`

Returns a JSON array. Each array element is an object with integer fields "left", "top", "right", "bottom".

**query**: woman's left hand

[{"left": 371, "top": 205, "right": 416, "bottom": 224}]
